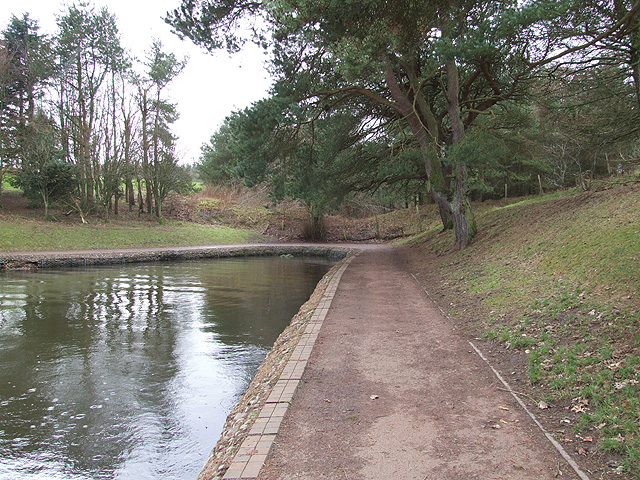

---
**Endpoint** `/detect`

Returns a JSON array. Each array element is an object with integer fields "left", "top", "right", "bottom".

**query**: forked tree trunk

[
  {"left": 429, "top": 167, "right": 476, "bottom": 249},
  {"left": 382, "top": 55, "right": 474, "bottom": 247}
]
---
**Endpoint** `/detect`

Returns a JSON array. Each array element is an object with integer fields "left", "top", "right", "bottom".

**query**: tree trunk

[
  {"left": 304, "top": 206, "right": 325, "bottom": 240},
  {"left": 154, "top": 189, "right": 162, "bottom": 220},
  {"left": 126, "top": 178, "right": 135, "bottom": 211},
  {"left": 137, "top": 178, "right": 144, "bottom": 214},
  {"left": 630, "top": 44, "right": 640, "bottom": 110},
  {"left": 451, "top": 165, "right": 476, "bottom": 249},
  {"left": 444, "top": 58, "right": 476, "bottom": 248},
  {"left": 42, "top": 191, "right": 49, "bottom": 218},
  {"left": 146, "top": 183, "right": 153, "bottom": 214}
]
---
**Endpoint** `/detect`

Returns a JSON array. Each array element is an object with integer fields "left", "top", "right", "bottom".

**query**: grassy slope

[
  {"left": 0, "top": 190, "right": 261, "bottom": 252},
  {"left": 404, "top": 180, "right": 640, "bottom": 477},
  {"left": 0, "top": 219, "right": 256, "bottom": 252}
]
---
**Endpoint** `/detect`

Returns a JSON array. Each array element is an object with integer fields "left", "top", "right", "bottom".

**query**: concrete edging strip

[
  {"left": 221, "top": 254, "right": 357, "bottom": 479},
  {"left": 410, "top": 273, "right": 591, "bottom": 480},
  {"left": 468, "top": 341, "right": 591, "bottom": 480}
]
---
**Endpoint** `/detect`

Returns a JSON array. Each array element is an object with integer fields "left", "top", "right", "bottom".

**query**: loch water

[{"left": 0, "top": 256, "right": 333, "bottom": 480}]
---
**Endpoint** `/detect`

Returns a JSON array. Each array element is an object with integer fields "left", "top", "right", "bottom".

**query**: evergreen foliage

[{"left": 171, "top": 0, "right": 640, "bottom": 248}]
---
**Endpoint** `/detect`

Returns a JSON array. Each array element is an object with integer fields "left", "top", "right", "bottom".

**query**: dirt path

[{"left": 256, "top": 246, "right": 582, "bottom": 480}]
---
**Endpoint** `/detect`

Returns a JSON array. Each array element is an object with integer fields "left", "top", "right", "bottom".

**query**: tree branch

[{"left": 526, "top": 0, "right": 640, "bottom": 68}]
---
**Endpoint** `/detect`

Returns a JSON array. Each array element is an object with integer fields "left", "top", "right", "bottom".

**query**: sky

[{"left": 0, "top": 0, "right": 274, "bottom": 164}]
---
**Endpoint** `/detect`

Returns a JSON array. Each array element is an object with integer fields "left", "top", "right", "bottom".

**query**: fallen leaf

[
  {"left": 539, "top": 401, "right": 549, "bottom": 410},
  {"left": 583, "top": 437, "right": 593, "bottom": 442}
]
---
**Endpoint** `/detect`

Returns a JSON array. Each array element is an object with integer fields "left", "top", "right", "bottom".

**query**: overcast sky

[{"left": 0, "top": 0, "right": 273, "bottom": 164}]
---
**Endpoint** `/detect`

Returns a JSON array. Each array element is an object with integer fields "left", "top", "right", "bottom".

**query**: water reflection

[{"left": 0, "top": 257, "right": 332, "bottom": 480}]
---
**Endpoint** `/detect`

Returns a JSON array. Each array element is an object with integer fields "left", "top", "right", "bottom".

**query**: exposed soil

[
  {"left": 163, "top": 190, "right": 431, "bottom": 243},
  {"left": 0, "top": 190, "right": 30, "bottom": 214}
]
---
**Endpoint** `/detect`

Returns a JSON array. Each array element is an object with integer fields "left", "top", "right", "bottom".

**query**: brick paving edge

[{"left": 218, "top": 254, "right": 357, "bottom": 479}]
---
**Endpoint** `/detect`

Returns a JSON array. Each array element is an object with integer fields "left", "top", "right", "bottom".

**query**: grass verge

[{"left": 0, "top": 217, "right": 259, "bottom": 252}]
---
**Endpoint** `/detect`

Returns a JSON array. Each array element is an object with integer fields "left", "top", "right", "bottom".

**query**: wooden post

[
  {"left": 538, "top": 174, "right": 543, "bottom": 195},
  {"left": 415, "top": 195, "right": 422, "bottom": 233}
]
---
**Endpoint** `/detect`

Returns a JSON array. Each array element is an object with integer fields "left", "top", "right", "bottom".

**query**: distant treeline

[{"left": 0, "top": 3, "right": 192, "bottom": 220}]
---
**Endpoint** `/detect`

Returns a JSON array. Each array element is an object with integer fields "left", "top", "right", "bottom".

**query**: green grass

[
  {"left": 0, "top": 218, "right": 259, "bottom": 252},
  {"left": 1, "top": 180, "right": 20, "bottom": 194},
  {"left": 410, "top": 181, "right": 640, "bottom": 476}
]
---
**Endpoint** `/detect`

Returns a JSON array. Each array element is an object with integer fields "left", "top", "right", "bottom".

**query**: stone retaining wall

[{"left": 0, "top": 245, "right": 355, "bottom": 270}]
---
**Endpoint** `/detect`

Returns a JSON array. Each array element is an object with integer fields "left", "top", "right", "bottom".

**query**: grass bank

[
  {"left": 404, "top": 179, "right": 640, "bottom": 478},
  {"left": 0, "top": 216, "right": 260, "bottom": 252}
]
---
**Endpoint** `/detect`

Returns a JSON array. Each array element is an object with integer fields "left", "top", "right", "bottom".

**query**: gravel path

[{"left": 254, "top": 246, "right": 583, "bottom": 480}]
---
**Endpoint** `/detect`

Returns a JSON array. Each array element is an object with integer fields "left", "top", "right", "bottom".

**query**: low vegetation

[{"left": 404, "top": 177, "right": 640, "bottom": 477}]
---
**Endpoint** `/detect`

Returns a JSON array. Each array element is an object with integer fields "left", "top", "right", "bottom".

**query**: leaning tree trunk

[
  {"left": 382, "top": 58, "right": 455, "bottom": 233},
  {"left": 381, "top": 54, "right": 473, "bottom": 244}
]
